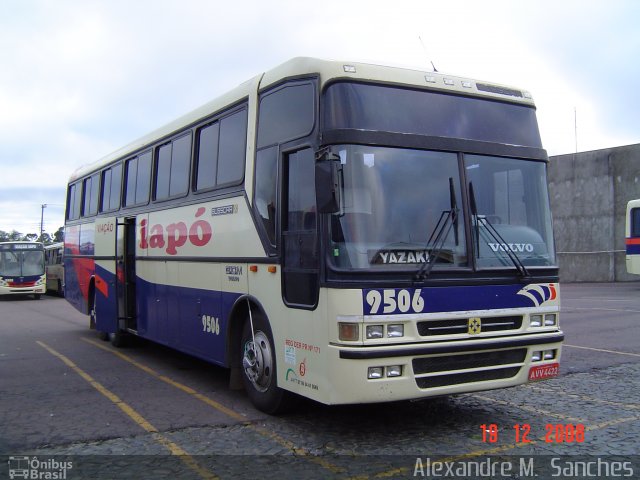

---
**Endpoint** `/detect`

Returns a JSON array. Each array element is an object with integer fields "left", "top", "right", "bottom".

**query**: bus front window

[
  {"left": 0, "top": 250, "right": 45, "bottom": 277},
  {"left": 328, "top": 145, "right": 467, "bottom": 271},
  {"left": 23, "top": 251, "right": 45, "bottom": 276},
  {"left": 465, "top": 155, "right": 556, "bottom": 268}
]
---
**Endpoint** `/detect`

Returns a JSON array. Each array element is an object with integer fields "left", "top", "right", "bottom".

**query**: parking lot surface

[{"left": 1, "top": 282, "right": 639, "bottom": 479}]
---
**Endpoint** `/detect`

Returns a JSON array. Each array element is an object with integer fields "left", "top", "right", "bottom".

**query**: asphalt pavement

[{"left": 0, "top": 282, "right": 638, "bottom": 479}]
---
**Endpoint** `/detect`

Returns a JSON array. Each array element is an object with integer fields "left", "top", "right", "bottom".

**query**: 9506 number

[{"left": 364, "top": 288, "right": 425, "bottom": 315}]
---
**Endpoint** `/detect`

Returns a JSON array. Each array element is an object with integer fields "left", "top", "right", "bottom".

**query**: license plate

[{"left": 528, "top": 362, "right": 560, "bottom": 381}]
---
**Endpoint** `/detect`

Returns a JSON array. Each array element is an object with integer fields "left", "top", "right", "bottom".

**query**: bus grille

[
  {"left": 412, "top": 348, "right": 526, "bottom": 389},
  {"left": 417, "top": 315, "right": 522, "bottom": 336},
  {"left": 8, "top": 281, "right": 36, "bottom": 287}
]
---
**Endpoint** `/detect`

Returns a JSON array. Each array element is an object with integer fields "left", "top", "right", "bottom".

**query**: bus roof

[{"left": 69, "top": 57, "right": 536, "bottom": 182}]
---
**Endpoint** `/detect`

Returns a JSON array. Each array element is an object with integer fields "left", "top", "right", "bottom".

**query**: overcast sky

[{"left": 1, "top": 0, "right": 638, "bottom": 235}]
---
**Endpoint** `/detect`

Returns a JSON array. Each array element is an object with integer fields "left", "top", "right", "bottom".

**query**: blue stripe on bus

[
  {"left": 92, "top": 264, "right": 241, "bottom": 367},
  {"left": 138, "top": 278, "right": 242, "bottom": 366},
  {"left": 363, "top": 283, "right": 556, "bottom": 316},
  {"left": 626, "top": 245, "right": 640, "bottom": 255}
]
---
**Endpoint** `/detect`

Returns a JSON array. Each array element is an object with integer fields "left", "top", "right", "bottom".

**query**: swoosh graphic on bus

[
  {"left": 95, "top": 274, "right": 109, "bottom": 298},
  {"left": 516, "top": 284, "right": 557, "bottom": 307}
]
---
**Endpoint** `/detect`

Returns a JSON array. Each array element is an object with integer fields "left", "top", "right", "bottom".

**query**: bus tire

[
  {"left": 89, "top": 287, "right": 97, "bottom": 330},
  {"left": 109, "top": 332, "right": 129, "bottom": 348},
  {"left": 240, "top": 315, "right": 295, "bottom": 414}
]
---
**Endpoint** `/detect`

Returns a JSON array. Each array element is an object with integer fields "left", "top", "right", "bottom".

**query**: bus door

[
  {"left": 282, "top": 148, "right": 319, "bottom": 307},
  {"left": 116, "top": 217, "right": 138, "bottom": 332}
]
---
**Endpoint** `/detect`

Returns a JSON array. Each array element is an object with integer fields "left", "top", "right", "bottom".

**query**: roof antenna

[{"left": 418, "top": 36, "right": 438, "bottom": 72}]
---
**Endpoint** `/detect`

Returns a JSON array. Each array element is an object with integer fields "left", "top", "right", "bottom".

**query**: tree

[
  {"left": 53, "top": 227, "right": 64, "bottom": 243},
  {"left": 38, "top": 233, "right": 53, "bottom": 244},
  {"left": 0, "top": 228, "right": 63, "bottom": 244},
  {"left": 9, "top": 230, "right": 23, "bottom": 241}
]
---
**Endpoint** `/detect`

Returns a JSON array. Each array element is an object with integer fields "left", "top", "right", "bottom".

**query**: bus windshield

[
  {"left": 324, "top": 82, "right": 542, "bottom": 148},
  {"left": 326, "top": 146, "right": 556, "bottom": 271},
  {"left": 328, "top": 145, "right": 467, "bottom": 270},
  {"left": 466, "top": 155, "right": 556, "bottom": 268},
  {"left": 0, "top": 247, "right": 45, "bottom": 277}
]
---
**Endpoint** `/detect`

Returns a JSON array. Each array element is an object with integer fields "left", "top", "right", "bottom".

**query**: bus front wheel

[{"left": 240, "top": 315, "right": 294, "bottom": 414}]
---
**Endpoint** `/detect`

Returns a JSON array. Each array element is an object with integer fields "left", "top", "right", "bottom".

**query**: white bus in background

[
  {"left": 626, "top": 199, "right": 640, "bottom": 275},
  {"left": 65, "top": 57, "right": 563, "bottom": 413},
  {"left": 0, "top": 242, "right": 46, "bottom": 299},
  {"left": 45, "top": 242, "right": 65, "bottom": 295}
]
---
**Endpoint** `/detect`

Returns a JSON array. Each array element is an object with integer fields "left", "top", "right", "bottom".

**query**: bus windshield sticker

[{"left": 371, "top": 250, "right": 430, "bottom": 264}]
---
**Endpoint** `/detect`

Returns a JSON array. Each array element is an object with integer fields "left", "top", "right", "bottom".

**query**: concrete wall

[{"left": 548, "top": 143, "right": 640, "bottom": 282}]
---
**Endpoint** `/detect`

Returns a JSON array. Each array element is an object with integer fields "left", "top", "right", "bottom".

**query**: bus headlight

[
  {"left": 366, "top": 325, "right": 384, "bottom": 339},
  {"left": 386, "top": 365, "right": 402, "bottom": 377},
  {"left": 368, "top": 366, "right": 403, "bottom": 379},
  {"left": 387, "top": 324, "right": 404, "bottom": 338},
  {"left": 530, "top": 314, "right": 543, "bottom": 327},
  {"left": 544, "top": 314, "right": 557, "bottom": 326}
]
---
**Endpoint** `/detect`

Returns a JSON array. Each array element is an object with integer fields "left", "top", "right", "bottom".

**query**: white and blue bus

[
  {"left": 626, "top": 199, "right": 640, "bottom": 275},
  {"left": 45, "top": 242, "right": 65, "bottom": 296},
  {"left": 64, "top": 58, "right": 563, "bottom": 413},
  {"left": 0, "top": 242, "right": 46, "bottom": 299}
]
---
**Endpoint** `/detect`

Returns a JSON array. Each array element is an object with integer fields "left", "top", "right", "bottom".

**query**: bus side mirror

[{"left": 315, "top": 151, "right": 341, "bottom": 214}]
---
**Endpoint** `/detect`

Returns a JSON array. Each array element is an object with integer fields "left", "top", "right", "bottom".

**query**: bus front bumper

[
  {"left": 324, "top": 331, "right": 564, "bottom": 405},
  {"left": 0, "top": 284, "right": 46, "bottom": 295}
]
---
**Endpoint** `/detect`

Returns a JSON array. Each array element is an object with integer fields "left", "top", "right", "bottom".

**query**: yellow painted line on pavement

[
  {"left": 37, "top": 340, "right": 218, "bottom": 480},
  {"left": 82, "top": 337, "right": 246, "bottom": 422},
  {"left": 563, "top": 343, "right": 640, "bottom": 358},
  {"left": 82, "top": 337, "right": 344, "bottom": 474}
]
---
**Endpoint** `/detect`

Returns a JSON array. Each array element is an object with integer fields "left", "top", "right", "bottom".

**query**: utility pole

[{"left": 40, "top": 204, "right": 47, "bottom": 240}]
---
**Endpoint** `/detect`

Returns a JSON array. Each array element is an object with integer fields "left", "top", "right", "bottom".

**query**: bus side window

[
  {"left": 254, "top": 146, "right": 278, "bottom": 248},
  {"left": 101, "top": 163, "right": 122, "bottom": 212},
  {"left": 632, "top": 208, "right": 640, "bottom": 237},
  {"left": 136, "top": 152, "right": 152, "bottom": 204},
  {"left": 254, "top": 80, "right": 316, "bottom": 252},
  {"left": 256, "top": 82, "right": 315, "bottom": 149},
  {"left": 155, "top": 133, "right": 191, "bottom": 201},
  {"left": 218, "top": 110, "right": 247, "bottom": 186},
  {"left": 125, "top": 152, "right": 151, "bottom": 207},
  {"left": 195, "top": 108, "right": 247, "bottom": 192},
  {"left": 66, "top": 183, "right": 82, "bottom": 220},
  {"left": 81, "top": 174, "right": 100, "bottom": 217}
]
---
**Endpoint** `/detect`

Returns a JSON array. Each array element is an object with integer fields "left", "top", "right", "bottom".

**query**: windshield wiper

[
  {"left": 414, "top": 178, "right": 459, "bottom": 282},
  {"left": 469, "top": 182, "right": 530, "bottom": 278}
]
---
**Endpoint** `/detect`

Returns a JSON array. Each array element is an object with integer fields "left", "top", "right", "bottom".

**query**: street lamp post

[{"left": 40, "top": 204, "right": 47, "bottom": 240}]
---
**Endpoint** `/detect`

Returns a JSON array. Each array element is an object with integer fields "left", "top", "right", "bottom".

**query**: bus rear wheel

[{"left": 240, "top": 315, "right": 294, "bottom": 414}]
